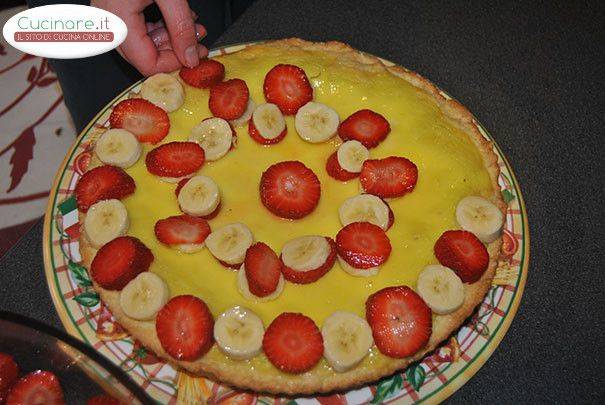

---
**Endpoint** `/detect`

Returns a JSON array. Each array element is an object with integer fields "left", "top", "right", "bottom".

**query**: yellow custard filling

[{"left": 121, "top": 45, "right": 492, "bottom": 342}]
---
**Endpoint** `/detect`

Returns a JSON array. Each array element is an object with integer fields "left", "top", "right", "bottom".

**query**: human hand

[{"left": 91, "top": 0, "right": 208, "bottom": 76}]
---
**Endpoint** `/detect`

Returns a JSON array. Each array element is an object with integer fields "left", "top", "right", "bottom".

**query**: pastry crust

[{"left": 80, "top": 38, "right": 505, "bottom": 395}]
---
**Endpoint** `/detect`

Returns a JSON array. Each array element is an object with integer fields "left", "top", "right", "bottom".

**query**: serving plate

[{"left": 43, "top": 42, "right": 529, "bottom": 404}]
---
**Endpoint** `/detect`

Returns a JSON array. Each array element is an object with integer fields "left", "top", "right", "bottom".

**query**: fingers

[
  {"left": 148, "top": 24, "right": 206, "bottom": 51},
  {"left": 156, "top": 0, "right": 199, "bottom": 68}
]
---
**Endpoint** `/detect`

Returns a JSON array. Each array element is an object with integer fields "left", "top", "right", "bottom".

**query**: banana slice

[
  {"left": 189, "top": 117, "right": 234, "bottom": 161},
  {"left": 94, "top": 129, "right": 141, "bottom": 169},
  {"left": 230, "top": 98, "right": 256, "bottom": 128},
  {"left": 455, "top": 196, "right": 504, "bottom": 243},
  {"left": 177, "top": 175, "right": 220, "bottom": 217},
  {"left": 205, "top": 223, "right": 254, "bottom": 265},
  {"left": 237, "top": 264, "right": 285, "bottom": 302},
  {"left": 417, "top": 264, "right": 464, "bottom": 315},
  {"left": 119, "top": 272, "right": 170, "bottom": 320},
  {"left": 140, "top": 72, "right": 184, "bottom": 112},
  {"left": 214, "top": 306, "right": 264, "bottom": 360},
  {"left": 252, "top": 103, "right": 286, "bottom": 140},
  {"left": 339, "top": 194, "right": 390, "bottom": 230},
  {"left": 83, "top": 199, "right": 129, "bottom": 248},
  {"left": 337, "top": 140, "right": 369, "bottom": 173},
  {"left": 322, "top": 311, "right": 373, "bottom": 372},
  {"left": 337, "top": 256, "right": 380, "bottom": 277},
  {"left": 295, "top": 101, "right": 339, "bottom": 143},
  {"left": 281, "top": 235, "right": 331, "bottom": 272}
]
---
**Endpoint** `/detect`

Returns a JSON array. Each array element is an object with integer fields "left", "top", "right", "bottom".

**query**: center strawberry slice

[
  {"left": 263, "top": 64, "right": 313, "bottom": 115},
  {"left": 262, "top": 313, "right": 324, "bottom": 373},
  {"left": 146, "top": 141, "right": 205, "bottom": 178},
  {"left": 0, "top": 353, "right": 19, "bottom": 404},
  {"left": 156, "top": 295, "right": 214, "bottom": 361},
  {"left": 209, "top": 78, "right": 249, "bottom": 120},
  {"left": 109, "top": 98, "right": 170, "bottom": 144},
  {"left": 336, "top": 222, "right": 392, "bottom": 269},
  {"left": 260, "top": 161, "right": 321, "bottom": 219},
  {"left": 154, "top": 215, "right": 211, "bottom": 246},
  {"left": 6, "top": 371, "right": 64, "bottom": 405},
  {"left": 366, "top": 286, "right": 432, "bottom": 358},
  {"left": 75, "top": 165, "right": 135, "bottom": 212},
  {"left": 91, "top": 236, "right": 154, "bottom": 290},
  {"left": 360, "top": 156, "right": 418, "bottom": 198},
  {"left": 244, "top": 242, "right": 283, "bottom": 297},
  {"left": 338, "top": 109, "right": 391, "bottom": 148},
  {"left": 179, "top": 59, "right": 225, "bottom": 88},
  {"left": 434, "top": 230, "right": 489, "bottom": 283}
]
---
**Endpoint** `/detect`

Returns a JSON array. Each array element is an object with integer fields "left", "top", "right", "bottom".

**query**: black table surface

[{"left": 1, "top": 0, "right": 604, "bottom": 403}]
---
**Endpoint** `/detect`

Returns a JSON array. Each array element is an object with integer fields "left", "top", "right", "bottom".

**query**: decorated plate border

[{"left": 43, "top": 41, "right": 529, "bottom": 404}]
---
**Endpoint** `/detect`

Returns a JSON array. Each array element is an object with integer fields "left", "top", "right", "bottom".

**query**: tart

[{"left": 76, "top": 38, "right": 505, "bottom": 395}]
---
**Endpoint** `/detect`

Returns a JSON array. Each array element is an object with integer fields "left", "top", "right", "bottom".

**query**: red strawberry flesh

[
  {"left": 209, "top": 79, "right": 249, "bottom": 120},
  {"left": 0, "top": 353, "right": 19, "bottom": 403},
  {"left": 109, "top": 98, "right": 170, "bottom": 144},
  {"left": 360, "top": 156, "right": 418, "bottom": 198},
  {"left": 336, "top": 222, "right": 392, "bottom": 268},
  {"left": 338, "top": 109, "right": 390, "bottom": 148},
  {"left": 244, "top": 242, "right": 283, "bottom": 297},
  {"left": 6, "top": 370, "right": 64, "bottom": 405},
  {"left": 146, "top": 141, "right": 205, "bottom": 178},
  {"left": 325, "top": 151, "right": 358, "bottom": 181},
  {"left": 179, "top": 59, "right": 225, "bottom": 88},
  {"left": 263, "top": 64, "right": 313, "bottom": 115},
  {"left": 155, "top": 215, "right": 211, "bottom": 246},
  {"left": 75, "top": 165, "right": 135, "bottom": 212},
  {"left": 91, "top": 236, "right": 153, "bottom": 290},
  {"left": 434, "top": 230, "right": 489, "bottom": 283}
]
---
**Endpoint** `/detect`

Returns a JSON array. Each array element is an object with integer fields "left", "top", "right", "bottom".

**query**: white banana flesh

[
  {"left": 280, "top": 235, "right": 330, "bottom": 272},
  {"left": 295, "top": 101, "right": 339, "bottom": 143},
  {"left": 140, "top": 72, "right": 184, "bottom": 112},
  {"left": 252, "top": 103, "right": 286, "bottom": 139},
  {"left": 337, "top": 140, "right": 369, "bottom": 173},
  {"left": 417, "top": 264, "right": 465, "bottom": 315},
  {"left": 189, "top": 117, "right": 234, "bottom": 161},
  {"left": 230, "top": 98, "right": 256, "bottom": 128},
  {"left": 322, "top": 311, "right": 373, "bottom": 372},
  {"left": 237, "top": 263, "right": 284, "bottom": 302},
  {"left": 94, "top": 128, "right": 141, "bottom": 169},
  {"left": 337, "top": 256, "right": 380, "bottom": 277},
  {"left": 119, "top": 272, "right": 170, "bottom": 320},
  {"left": 455, "top": 196, "right": 504, "bottom": 243},
  {"left": 83, "top": 199, "right": 129, "bottom": 248},
  {"left": 339, "top": 194, "right": 390, "bottom": 230},
  {"left": 205, "top": 223, "right": 254, "bottom": 265},
  {"left": 177, "top": 175, "right": 220, "bottom": 217},
  {"left": 214, "top": 306, "right": 265, "bottom": 360}
]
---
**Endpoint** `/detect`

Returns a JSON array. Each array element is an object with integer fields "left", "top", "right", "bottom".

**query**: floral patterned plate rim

[{"left": 43, "top": 41, "right": 529, "bottom": 405}]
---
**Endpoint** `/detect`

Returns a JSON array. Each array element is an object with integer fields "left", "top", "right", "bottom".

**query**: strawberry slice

[
  {"left": 248, "top": 120, "right": 287, "bottom": 145},
  {"left": 260, "top": 161, "right": 321, "bottom": 219},
  {"left": 75, "top": 165, "right": 135, "bottom": 212},
  {"left": 336, "top": 222, "right": 392, "bottom": 269},
  {"left": 262, "top": 313, "right": 323, "bottom": 373},
  {"left": 281, "top": 237, "right": 337, "bottom": 284},
  {"left": 434, "top": 230, "right": 489, "bottom": 283},
  {"left": 155, "top": 215, "right": 211, "bottom": 246},
  {"left": 179, "top": 59, "right": 225, "bottom": 88},
  {"left": 360, "top": 156, "right": 418, "bottom": 198},
  {"left": 6, "top": 370, "right": 64, "bottom": 405},
  {"left": 244, "top": 242, "right": 283, "bottom": 297},
  {"left": 91, "top": 236, "right": 153, "bottom": 290},
  {"left": 146, "top": 141, "right": 205, "bottom": 178},
  {"left": 209, "top": 79, "right": 249, "bottom": 120},
  {"left": 0, "top": 353, "right": 19, "bottom": 404},
  {"left": 87, "top": 395, "right": 120, "bottom": 405},
  {"left": 386, "top": 200, "right": 395, "bottom": 230},
  {"left": 338, "top": 109, "right": 390, "bottom": 148},
  {"left": 325, "top": 151, "right": 358, "bottom": 181},
  {"left": 156, "top": 295, "right": 214, "bottom": 361},
  {"left": 366, "top": 286, "right": 432, "bottom": 358},
  {"left": 263, "top": 64, "right": 313, "bottom": 115},
  {"left": 109, "top": 98, "right": 170, "bottom": 144}
]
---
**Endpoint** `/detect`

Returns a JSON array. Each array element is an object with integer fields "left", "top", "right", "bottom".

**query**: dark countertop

[{"left": 1, "top": 0, "right": 604, "bottom": 403}]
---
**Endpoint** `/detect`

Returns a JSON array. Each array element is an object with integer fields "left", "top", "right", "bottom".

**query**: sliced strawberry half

[
  {"left": 156, "top": 295, "right": 214, "bottom": 361},
  {"left": 109, "top": 98, "right": 170, "bottom": 144},
  {"left": 325, "top": 151, "right": 358, "bottom": 181},
  {"left": 360, "top": 156, "right": 418, "bottom": 198},
  {"left": 146, "top": 141, "right": 205, "bottom": 178},
  {"left": 248, "top": 119, "right": 287, "bottom": 145},
  {"left": 6, "top": 370, "right": 64, "bottom": 405},
  {"left": 366, "top": 286, "right": 432, "bottom": 358},
  {"left": 179, "top": 59, "right": 225, "bottom": 88},
  {"left": 87, "top": 395, "right": 120, "bottom": 405},
  {"left": 281, "top": 237, "right": 337, "bottom": 284},
  {"left": 260, "top": 161, "right": 321, "bottom": 219},
  {"left": 263, "top": 64, "right": 313, "bottom": 115},
  {"left": 209, "top": 79, "right": 249, "bottom": 120},
  {"left": 91, "top": 236, "right": 153, "bottom": 290},
  {"left": 75, "top": 165, "right": 135, "bottom": 212},
  {"left": 338, "top": 109, "right": 390, "bottom": 148},
  {"left": 0, "top": 353, "right": 19, "bottom": 403},
  {"left": 155, "top": 215, "right": 211, "bottom": 246},
  {"left": 336, "top": 222, "right": 392, "bottom": 269},
  {"left": 386, "top": 200, "right": 395, "bottom": 230},
  {"left": 434, "top": 230, "right": 489, "bottom": 283},
  {"left": 262, "top": 313, "right": 323, "bottom": 373},
  {"left": 244, "top": 242, "right": 283, "bottom": 297}
]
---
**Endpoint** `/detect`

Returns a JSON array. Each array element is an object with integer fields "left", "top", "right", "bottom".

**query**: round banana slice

[
  {"left": 119, "top": 272, "right": 170, "bottom": 320},
  {"left": 83, "top": 199, "right": 129, "bottom": 248},
  {"left": 417, "top": 264, "right": 464, "bottom": 315},
  {"left": 252, "top": 103, "right": 286, "bottom": 140},
  {"left": 339, "top": 194, "right": 390, "bottom": 230},
  {"left": 237, "top": 264, "right": 285, "bottom": 302},
  {"left": 281, "top": 235, "right": 331, "bottom": 272},
  {"left": 337, "top": 256, "right": 380, "bottom": 277},
  {"left": 214, "top": 306, "right": 264, "bottom": 360},
  {"left": 295, "top": 101, "right": 339, "bottom": 143},
  {"left": 189, "top": 117, "right": 234, "bottom": 161},
  {"left": 140, "top": 72, "right": 184, "bottom": 112},
  {"left": 177, "top": 175, "right": 220, "bottom": 217},
  {"left": 230, "top": 98, "right": 256, "bottom": 128},
  {"left": 337, "top": 140, "right": 369, "bottom": 173},
  {"left": 94, "top": 128, "right": 141, "bottom": 169},
  {"left": 205, "top": 223, "right": 254, "bottom": 265},
  {"left": 322, "top": 311, "right": 373, "bottom": 372},
  {"left": 455, "top": 196, "right": 504, "bottom": 243}
]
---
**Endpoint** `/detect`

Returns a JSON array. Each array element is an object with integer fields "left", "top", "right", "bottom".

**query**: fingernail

[{"left": 185, "top": 45, "right": 199, "bottom": 68}]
